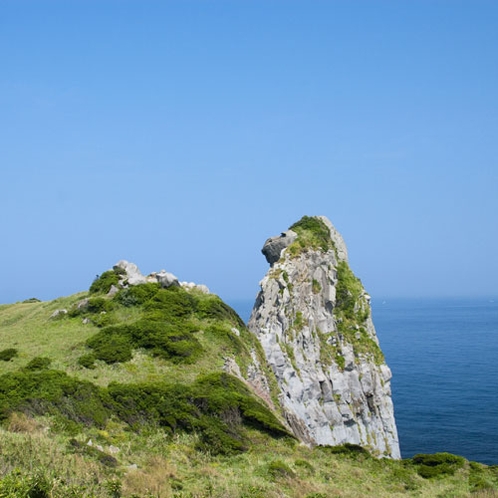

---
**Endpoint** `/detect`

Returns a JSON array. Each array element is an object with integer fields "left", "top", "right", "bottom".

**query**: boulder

[
  {"left": 114, "top": 260, "right": 147, "bottom": 285},
  {"left": 155, "top": 270, "right": 180, "bottom": 288},
  {"left": 261, "top": 230, "right": 297, "bottom": 265}
]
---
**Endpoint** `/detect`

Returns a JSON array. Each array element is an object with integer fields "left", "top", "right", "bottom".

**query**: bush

[
  {"left": 0, "top": 348, "right": 18, "bottom": 361},
  {"left": 69, "top": 297, "right": 113, "bottom": 317},
  {"left": 0, "top": 370, "right": 111, "bottom": 427},
  {"left": 77, "top": 353, "right": 96, "bottom": 369},
  {"left": 86, "top": 331, "right": 133, "bottom": 364},
  {"left": 266, "top": 460, "right": 295, "bottom": 479},
  {"left": 318, "top": 443, "right": 372, "bottom": 459},
  {"left": 24, "top": 357, "right": 52, "bottom": 371},
  {"left": 143, "top": 287, "right": 197, "bottom": 321},
  {"left": 107, "top": 372, "right": 291, "bottom": 455},
  {"left": 89, "top": 270, "right": 121, "bottom": 295},
  {"left": 196, "top": 296, "right": 245, "bottom": 328},
  {"left": 0, "top": 469, "right": 51, "bottom": 498},
  {"left": 115, "top": 283, "right": 160, "bottom": 307},
  {"left": 411, "top": 452, "right": 465, "bottom": 478},
  {"left": 86, "top": 318, "right": 203, "bottom": 365}
]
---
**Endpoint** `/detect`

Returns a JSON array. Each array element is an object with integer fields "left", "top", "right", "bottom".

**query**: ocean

[{"left": 228, "top": 297, "right": 498, "bottom": 465}]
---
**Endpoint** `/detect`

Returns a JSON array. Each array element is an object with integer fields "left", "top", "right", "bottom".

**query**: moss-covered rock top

[{"left": 287, "top": 215, "right": 337, "bottom": 258}]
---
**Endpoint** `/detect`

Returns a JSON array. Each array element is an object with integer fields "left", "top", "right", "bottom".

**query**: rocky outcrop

[
  {"left": 248, "top": 216, "right": 400, "bottom": 458},
  {"left": 262, "top": 230, "right": 298, "bottom": 265},
  {"left": 113, "top": 260, "right": 209, "bottom": 293}
]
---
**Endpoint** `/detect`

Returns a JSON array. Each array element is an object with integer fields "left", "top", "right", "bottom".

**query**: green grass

[
  {"left": 1, "top": 417, "right": 497, "bottom": 497},
  {"left": 287, "top": 215, "right": 336, "bottom": 258},
  {"left": 2, "top": 276, "right": 498, "bottom": 497}
]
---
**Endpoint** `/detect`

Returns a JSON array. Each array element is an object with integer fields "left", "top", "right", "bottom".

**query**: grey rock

[
  {"left": 181, "top": 281, "right": 210, "bottom": 294},
  {"left": 114, "top": 260, "right": 147, "bottom": 285},
  {"left": 111, "top": 260, "right": 209, "bottom": 292},
  {"left": 50, "top": 309, "right": 67, "bottom": 319},
  {"left": 76, "top": 298, "right": 89, "bottom": 310},
  {"left": 156, "top": 270, "right": 180, "bottom": 288},
  {"left": 262, "top": 230, "right": 297, "bottom": 265},
  {"left": 107, "top": 285, "right": 120, "bottom": 297},
  {"left": 248, "top": 216, "right": 400, "bottom": 458}
]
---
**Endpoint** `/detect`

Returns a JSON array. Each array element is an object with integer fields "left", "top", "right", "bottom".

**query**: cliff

[{"left": 248, "top": 216, "right": 400, "bottom": 458}]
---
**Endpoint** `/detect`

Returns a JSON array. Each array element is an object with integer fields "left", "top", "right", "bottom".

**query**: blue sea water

[{"left": 228, "top": 297, "right": 498, "bottom": 464}]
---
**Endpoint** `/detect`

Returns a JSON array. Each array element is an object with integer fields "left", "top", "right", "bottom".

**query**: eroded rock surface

[{"left": 248, "top": 216, "right": 400, "bottom": 458}]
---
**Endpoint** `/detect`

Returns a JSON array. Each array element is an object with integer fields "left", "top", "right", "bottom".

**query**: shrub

[
  {"left": 411, "top": 452, "right": 465, "bottom": 478},
  {"left": 0, "top": 469, "right": 51, "bottom": 498},
  {"left": 107, "top": 372, "right": 291, "bottom": 455},
  {"left": 69, "top": 297, "right": 113, "bottom": 317},
  {"left": 86, "top": 331, "right": 133, "bottom": 364},
  {"left": 143, "top": 287, "right": 197, "bottom": 321},
  {"left": 86, "top": 318, "right": 202, "bottom": 365},
  {"left": 24, "top": 357, "right": 52, "bottom": 371},
  {"left": 266, "top": 460, "right": 295, "bottom": 479},
  {"left": 77, "top": 353, "right": 96, "bottom": 369},
  {"left": 318, "top": 443, "right": 372, "bottom": 459},
  {"left": 0, "top": 348, "right": 18, "bottom": 361},
  {"left": 22, "top": 297, "right": 41, "bottom": 303},
  {"left": 89, "top": 269, "right": 121, "bottom": 295},
  {"left": 115, "top": 283, "right": 160, "bottom": 307},
  {"left": 196, "top": 295, "right": 245, "bottom": 328},
  {"left": 0, "top": 370, "right": 111, "bottom": 427}
]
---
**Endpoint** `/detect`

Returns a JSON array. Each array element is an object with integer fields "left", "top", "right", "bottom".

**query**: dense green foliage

[
  {"left": 0, "top": 348, "right": 18, "bottom": 361},
  {"left": 23, "top": 356, "right": 52, "bottom": 371},
  {"left": 287, "top": 216, "right": 336, "bottom": 256},
  {"left": 89, "top": 267, "right": 126, "bottom": 295},
  {"left": 115, "top": 282, "right": 160, "bottom": 307},
  {"left": 411, "top": 452, "right": 466, "bottom": 478},
  {"left": 0, "top": 367, "right": 290, "bottom": 458},
  {"left": 0, "top": 369, "right": 110, "bottom": 427},
  {"left": 81, "top": 286, "right": 246, "bottom": 367}
]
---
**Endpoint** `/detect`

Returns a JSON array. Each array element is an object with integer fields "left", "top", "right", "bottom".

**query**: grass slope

[{"left": 0, "top": 274, "right": 498, "bottom": 497}]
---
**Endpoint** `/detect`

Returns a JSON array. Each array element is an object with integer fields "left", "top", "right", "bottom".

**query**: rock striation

[{"left": 248, "top": 216, "right": 400, "bottom": 458}]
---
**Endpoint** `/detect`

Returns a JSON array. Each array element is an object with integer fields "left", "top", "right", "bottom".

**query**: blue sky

[{"left": 1, "top": 1, "right": 497, "bottom": 304}]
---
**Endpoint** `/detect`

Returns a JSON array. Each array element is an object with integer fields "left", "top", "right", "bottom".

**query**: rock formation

[
  {"left": 248, "top": 216, "right": 400, "bottom": 458},
  {"left": 113, "top": 260, "right": 210, "bottom": 294}
]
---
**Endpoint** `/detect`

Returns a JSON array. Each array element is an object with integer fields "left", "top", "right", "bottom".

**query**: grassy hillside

[{"left": 1, "top": 274, "right": 498, "bottom": 497}]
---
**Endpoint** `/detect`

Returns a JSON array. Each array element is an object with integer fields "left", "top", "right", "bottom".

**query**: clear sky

[{"left": 2, "top": 0, "right": 497, "bottom": 304}]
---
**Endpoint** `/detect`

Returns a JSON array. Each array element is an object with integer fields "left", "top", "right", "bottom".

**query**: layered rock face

[{"left": 248, "top": 216, "right": 400, "bottom": 458}]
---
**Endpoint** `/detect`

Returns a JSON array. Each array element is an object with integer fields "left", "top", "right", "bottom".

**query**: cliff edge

[{"left": 248, "top": 216, "right": 400, "bottom": 458}]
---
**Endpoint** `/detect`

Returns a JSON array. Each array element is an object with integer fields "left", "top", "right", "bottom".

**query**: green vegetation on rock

[
  {"left": 287, "top": 216, "right": 336, "bottom": 257},
  {"left": 333, "top": 260, "right": 384, "bottom": 367}
]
